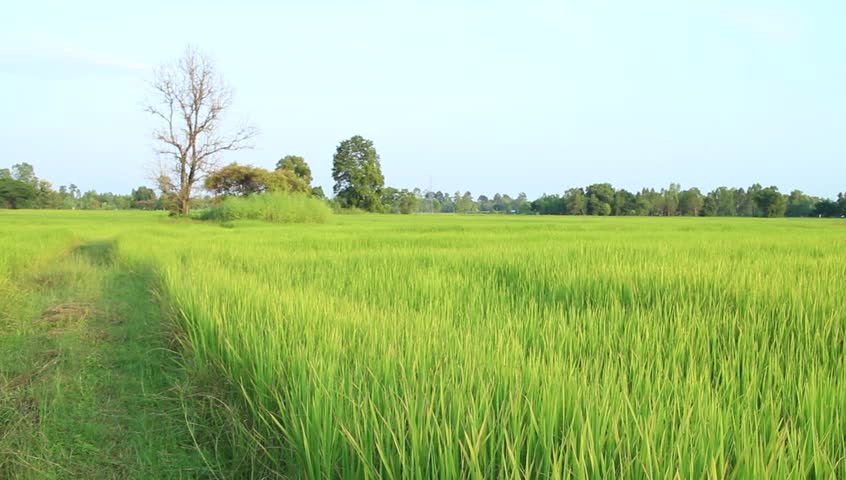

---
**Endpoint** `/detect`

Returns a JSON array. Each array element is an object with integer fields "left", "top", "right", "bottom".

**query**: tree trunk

[{"left": 178, "top": 191, "right": 191, "bottom": 216}]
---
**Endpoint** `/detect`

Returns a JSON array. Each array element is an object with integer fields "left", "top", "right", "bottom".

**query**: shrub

[{"left": 201, "top": 192, "right": 331, "bottom": 224}]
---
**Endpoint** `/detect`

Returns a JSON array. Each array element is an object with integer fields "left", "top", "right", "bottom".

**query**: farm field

[{"left": 1, "top": 211, "right": 845, "bottom": 478}]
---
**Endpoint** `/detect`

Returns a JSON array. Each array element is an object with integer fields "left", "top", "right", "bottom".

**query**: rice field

[{"left": 2, "top": 211, "right": 845, "bottom": 478}]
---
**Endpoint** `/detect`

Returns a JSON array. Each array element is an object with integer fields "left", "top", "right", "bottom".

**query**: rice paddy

[{"left": 2, "top": 211, "right": 845, "bottom": 478}]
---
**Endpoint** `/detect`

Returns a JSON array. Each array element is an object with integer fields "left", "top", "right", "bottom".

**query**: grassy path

[{"left": 0, "top": 241, "right": 209, "bottom": 478}]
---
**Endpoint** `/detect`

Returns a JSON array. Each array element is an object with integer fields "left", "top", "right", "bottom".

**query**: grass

[
  {"left": 0, "top": 215, "right": 210, "bottom": 478},
  {"left": 1, "top": 211, "right": 845, "bottom": 478},
  {"left": 199, "top": 192, "right": 332, "bottom": 224}
]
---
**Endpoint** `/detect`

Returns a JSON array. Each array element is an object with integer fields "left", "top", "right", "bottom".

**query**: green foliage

[
  {"left": 276, "top": 155, "right": 313, "bottom": 184},
  {"left": 564, "top": 188, "right": 586, "bottom": 215},
  {"left": 754, "top": 186, "right": 788, "bottom": 217},
  {"left": 679, "top": 187, "right": 704, "bottom": 216},
  {"left": 131, "top": 186, "right": 157, "bottom": 210},
  {"left": 381, "top": 187, "right": 420, "bottom": 214},
  {"left": 205, "top": 163, "right": 269, "bottom": 196},
  {"left": 10, "top": 162, "right": 36, "bottom": 184},
  {"left": 531, "top": 194, "right": 566, "bottom": 215},
  {"left": 613, "top": 189, "right": 636, "bottom": 215},
  {"left": 200, "top": 192, "right": 331, "bottom": 224},
  {"left": 332, "top": 135, "right": 385, "bottom": 211},
  {"left": 712, "top": 186, "right": 736, "bottom": 216},
  {"left": 813, "top": 198, "right": 844, "bottom": 217},
  {"left": 205, "top": 163, "right": 310, "bottom": 197},
  {"left": 586, "top": 183, "right": 614, "bottom": 215},
  {"left": 455, "top": 191, "right": 478, "bottom": 213},
  {"left": 0, "top": 178, "right": 37, "bottom": 209},
  {"left": 265, "top": 168, "right": 311, "bottom": 194},
  {"left": 785, "top": 190, "right": 817, "bottom": 217}
]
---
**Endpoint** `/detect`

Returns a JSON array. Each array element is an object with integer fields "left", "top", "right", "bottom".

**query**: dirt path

[{"left": 0, "top": 242, "right": 209, "bottom": 479}]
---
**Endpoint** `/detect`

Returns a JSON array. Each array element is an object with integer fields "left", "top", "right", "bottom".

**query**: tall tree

[
  {"left": 456, "top": 191, "right": 477, "bottom": 213},
  {"left": 131, "top": 186, "right": 158, "bottom": 210},
  {"left": 740, "top": 184, "right": 763, "bottom": 216},
  {"left": 712, "top": 187, "right": 736, "bottom": 216},
  {"left": 11, "top": 163, "right": 36, "bottom": 184},
  {"left": 331, "top": 135, "right": 385, "bottom": 211},
  {"left": 701, "top": 195, "right": 718, "bottom": 216},
  {"left": 754, "top": 186, "right": 787, "bottom": 217},
  {"left": 0, "top": 178, "right": 36, "bottom": 209},
  {"left": 785, "top": 190, "right": 816, "bottom": 217},
  {"left": 662, "top": 183, "right": 681, "bottom": 216},
  {"left": 146, "top": 46, "right": 257, "bottom": 215},
  {"left": 613, "top": 189, "right": 636, "bottom": 216},
  {"left": 679, "top": 188, "right": 704, "bottom": 216},
  {"left": 586, "top": 183, "right": 614, "bottom": 215},
  {"left": 564, "top": 188, "right": 586, "bottom": 215}
]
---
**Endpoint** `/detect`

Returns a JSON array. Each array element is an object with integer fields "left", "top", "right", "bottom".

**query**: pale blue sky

[{"left": 1, "top": 0, "right": 844, "bottom": 198}]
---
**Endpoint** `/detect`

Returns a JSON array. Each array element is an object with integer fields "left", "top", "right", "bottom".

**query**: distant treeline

[
  {"left": 2, "top": 162, "right": 844, "bottom": 218},
  {"left": 412, "top": 184, "right": 846, "bottom": 218}
]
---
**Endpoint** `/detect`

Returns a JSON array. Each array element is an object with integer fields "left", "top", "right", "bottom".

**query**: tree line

[
  {"left": 0, "top": 163, "right": 152, "bottom": 210},
  {"left": 2, "top": 152, "right": 845, "bottom": 218}
]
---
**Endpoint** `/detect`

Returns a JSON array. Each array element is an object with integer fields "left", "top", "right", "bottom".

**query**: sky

[{"left": 1, "top": 0, "right": 844, "bottom": 198}]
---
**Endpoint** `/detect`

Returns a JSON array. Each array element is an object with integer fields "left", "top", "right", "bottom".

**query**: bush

[{"left": 201, "top": 193, "right": 331, "bottom": 224}]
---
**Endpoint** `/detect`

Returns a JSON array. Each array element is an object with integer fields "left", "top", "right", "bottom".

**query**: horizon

[{"left": 2, "top": 1, "right": 844, "bottom": 199}]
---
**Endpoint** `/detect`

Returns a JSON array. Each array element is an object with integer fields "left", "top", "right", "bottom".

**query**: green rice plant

[
  {"left": 119, "top": 215, "right": 846, "bottom": 478},
  {"left": 2, "top": 211, "right": 845, "bottom": 478}
]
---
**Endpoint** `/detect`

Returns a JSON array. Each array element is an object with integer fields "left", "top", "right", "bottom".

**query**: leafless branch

[{"left": 144, "top": 45, "right": 257, "bottom": 214}]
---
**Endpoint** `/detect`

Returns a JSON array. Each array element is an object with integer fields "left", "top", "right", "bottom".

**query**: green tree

[
  {"left": 531, "top": 194, "right": 565, "bottom": 215},
  {"left": 332, "top": 135, "right": 385, "bottom": 211},
  {"left": 739, "top": 184, "right": 762, "bottom": 216},
  {"left": 701, "top": 195, "right": 718, "bottom": 216},
  {"left": 78, "top": 190, "right": 102, "bottom": 209},
  {"left": 206, "top": 163, "right": 309, "bottom": 197},
  {"left": 381, "top": 187, "right": 419, "bottom": 214},
  {"left": 814, "top": 199, "right": 839, "bottom": 217},
  {"left": 131, "top": 186, "right": 158, "bottom": 210},
  {"left": 564, "top": 188, "right": 586, "bottom": 215},
  {"left": 712, "top": 187, "right": 736, "bottom": 216},
  {"left": 679, "top": 188, "right": 704, "bottom": 216},
  {"left": 785, "top": 190, "right": 816, "bottom": 217},
  {"left": 514, "top": 193, "right": 531, "bottom": 214},
  {"left": 265, "top": 169, "right": 311, "bottom": 194},
  {"left": 662, "top": 183, "right": 681, "bottom": 216},
  {"left": 276, "top": 155, "right": 313, "bottom": 184},
  {"left": 205, "top": 164, "right": 271, "bottom": 196},
  {"left": 586, "top": 183, "right": 614, "bottom": 215},
  {"left": 613, "top": 189, "right": 636, "bottom": 215},
  {"left": 754, "top": 186, "right": 787, "bottom": 217},
  {"left": 0, "top": 178, "right": 37, "bottom": 208},
  {"left": 494, "top": 194, "right": 513, "bottom": 213},
  {"left": 456, "top": 191, "right": 477, "bottom": 213},
  {"left": 11, "top": 162, "right": 36, "bottom": 184}
]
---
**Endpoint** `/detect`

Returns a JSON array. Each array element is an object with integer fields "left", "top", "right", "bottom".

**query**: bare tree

[{"left": 146, "top": 46, "right": 257, "bottom": 215}]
